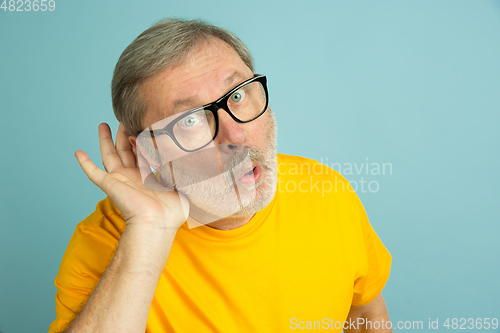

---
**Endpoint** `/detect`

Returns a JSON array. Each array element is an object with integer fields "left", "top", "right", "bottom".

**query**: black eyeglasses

[{"left": 147, "top": 75, "right": 269, "bottom": 152}]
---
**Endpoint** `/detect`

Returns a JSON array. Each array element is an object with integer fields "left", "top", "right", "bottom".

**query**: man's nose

[{"left": 215, "top": 108, "right": 246, "bottom": 153}]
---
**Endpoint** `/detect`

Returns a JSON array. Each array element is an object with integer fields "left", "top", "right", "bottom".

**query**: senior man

[{"left": 49, "top": 18, "right": 392, "bottom": 332}]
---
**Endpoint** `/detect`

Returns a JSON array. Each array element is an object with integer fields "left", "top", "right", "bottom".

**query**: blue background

[{"left": 1, "top": 1, "right": 499, "bottom": 332}]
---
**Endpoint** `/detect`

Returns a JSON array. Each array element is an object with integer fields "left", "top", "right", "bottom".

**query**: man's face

[{"left": 135, "top": 38, "right": 277, "bottom": 222}]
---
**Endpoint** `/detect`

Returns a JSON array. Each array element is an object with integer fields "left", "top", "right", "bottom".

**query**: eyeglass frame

[{"left": 148, "top": 74, "right": 269, "bottom": 152}]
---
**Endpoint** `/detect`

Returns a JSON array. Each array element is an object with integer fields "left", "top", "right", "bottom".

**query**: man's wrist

[{"left": 117, "top": 222, "right": 179, "bottom": 273}]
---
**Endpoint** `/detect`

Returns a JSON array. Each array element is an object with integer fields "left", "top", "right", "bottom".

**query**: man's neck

[{"left": 205, "top": 214, "right": 254, "bottom": 230}]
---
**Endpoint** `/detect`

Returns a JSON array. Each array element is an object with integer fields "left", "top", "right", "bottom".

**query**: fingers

[
  {"left": 136, "top": 147, "right": 162, "bottom": 186},
  {"left": 99, "top": 123, "right": 124, "bottom": 172},
  {"left": 75, "top": 150, "right": 106, "bottom": 187},
  {"left": 116, "top": 123, "right": 137, "bottom": 168},
  {"left": 132, "top": 146, "right": 138, "bottom": 165}
]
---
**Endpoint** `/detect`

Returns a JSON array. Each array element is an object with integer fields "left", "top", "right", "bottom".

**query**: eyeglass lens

[{"left": 173, "top": 80, "right": 267, "bottom": 151}]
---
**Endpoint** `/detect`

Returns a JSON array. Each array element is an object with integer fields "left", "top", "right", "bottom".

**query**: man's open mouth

[{"left": 236, "top": 164, "right": 262, "bottom": 186}]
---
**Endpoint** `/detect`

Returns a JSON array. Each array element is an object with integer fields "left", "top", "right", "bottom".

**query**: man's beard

[{"left": 156, "top": 110, "right": 277, "bottom": 223}]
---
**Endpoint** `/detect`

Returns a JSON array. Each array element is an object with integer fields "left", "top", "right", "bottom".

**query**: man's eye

[
  {"left": 230, "top": 89, "right": 246, "bottom": 103},
  {"left": 180, "top": 114, "right": 202, "bottom": 128}
]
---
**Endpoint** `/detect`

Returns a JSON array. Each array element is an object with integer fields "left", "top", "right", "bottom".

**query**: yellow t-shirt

[{"left": 48, "top": 154, "right": 391, "bottom": 332}]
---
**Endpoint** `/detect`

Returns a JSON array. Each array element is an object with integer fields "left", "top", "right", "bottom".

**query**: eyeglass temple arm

[{"left": 149, "top": 128, "right": 168, "bottom": 138}]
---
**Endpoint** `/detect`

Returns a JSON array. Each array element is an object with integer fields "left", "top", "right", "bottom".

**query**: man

[{"left": 49, "top": 18, "right": 392, "bottom": 332}]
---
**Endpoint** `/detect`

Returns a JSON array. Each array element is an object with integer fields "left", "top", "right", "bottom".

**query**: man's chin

[
  {"left": 185, "top": 183, "right": 276, "bottom": 224},
  {"left": 229, "top": 181, "right": 277, "bottom": 218}
]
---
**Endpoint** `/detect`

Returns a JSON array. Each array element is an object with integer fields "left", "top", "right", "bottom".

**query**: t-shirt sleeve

[
  {"left": 48, "top": 198, "right": 124, "bottom": 333},
  {"left": 350, "top": 193, "right": 392, "bottom": 306}
]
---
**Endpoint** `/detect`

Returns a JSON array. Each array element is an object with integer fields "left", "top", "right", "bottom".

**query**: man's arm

[
  {"left": 344, "top": 293, "right": 392, "bottom": 333},
  {"left": 58, "top": 123, "right": 189, "bottom": 333},
  {"left": 62, "top": 222, "right": 177, "bottom": 333}
]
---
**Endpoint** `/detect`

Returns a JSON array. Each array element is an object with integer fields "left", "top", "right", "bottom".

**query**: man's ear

[{"left": 129, "top": 136, "right": 160, "bottom": 170}]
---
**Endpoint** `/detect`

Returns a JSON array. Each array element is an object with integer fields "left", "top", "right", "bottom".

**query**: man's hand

[
  {"left": 75, "top": 123, "right": 189, "bottom": 229},
  {"left": 64, "top": 123, "right": 188, "bottom": 332},
  {"left": 344, "top": 293, "right": 393, "bottom": 333}
]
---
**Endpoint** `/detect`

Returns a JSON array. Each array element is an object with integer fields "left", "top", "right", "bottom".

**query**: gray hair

[{"left": 111, "top": 18, "right": 255, "bottom": 137}]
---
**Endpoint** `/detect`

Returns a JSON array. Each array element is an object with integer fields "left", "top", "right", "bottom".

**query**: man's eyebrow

[
  {"left": 170, "top": 71, "right": 246, "bottom": 112},
  {"left": 224, "top": 71, "right": 245, "bottom": 87},
  {"left": 172, "top": 97, "right": 198, "bottom": 111}
]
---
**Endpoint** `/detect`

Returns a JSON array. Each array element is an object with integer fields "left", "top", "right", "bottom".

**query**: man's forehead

[
  {"left": 139, "top": 38, "right": 253, "bottom": 129},
  {"left": 170, "top": 71, "right": 247, "bottom": 111}
]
